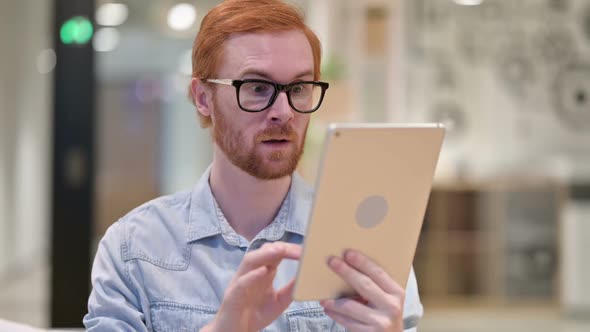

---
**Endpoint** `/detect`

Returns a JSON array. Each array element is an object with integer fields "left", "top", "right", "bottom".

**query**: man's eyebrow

[{"left": 238, "top": 69, "right": 314, "bottom": 80}]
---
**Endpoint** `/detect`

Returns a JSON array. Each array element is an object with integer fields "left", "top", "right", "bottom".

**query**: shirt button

[{"left": 248, "top": 239, "right": 266, "bottom": 252}]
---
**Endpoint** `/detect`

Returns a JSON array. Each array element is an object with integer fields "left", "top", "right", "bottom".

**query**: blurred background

[{"left": 1, "top": 0, "right": 590, "bottom": 331}]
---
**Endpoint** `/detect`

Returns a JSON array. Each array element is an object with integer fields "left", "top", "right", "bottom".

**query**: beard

[{"left": 212, "top": 101, "right": 306, "bottom": 180}]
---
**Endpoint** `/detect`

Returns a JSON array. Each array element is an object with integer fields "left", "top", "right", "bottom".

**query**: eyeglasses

[{"left": 206, "top": 78, "right": 329, "bottom": 113}]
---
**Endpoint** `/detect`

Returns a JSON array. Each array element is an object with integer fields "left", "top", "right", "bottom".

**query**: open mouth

[
  {"left": 263, "top": 139, "right": 289, "bottom": 144},
  {"left": 261, "top": 139, "right": 291, "bottom": 148}
]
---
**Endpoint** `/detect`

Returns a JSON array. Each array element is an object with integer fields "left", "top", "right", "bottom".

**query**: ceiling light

[
  {"left": 453, "top": 0, "right": 484, "bottom": 5},
  {"left": 96, "top": 3, "right": 128, "bottom": 26},
  {"left": 167, "top": 3, "right": 196, "bottom": 31},
  {"left": 93, "top": 27, "right": 120, "bottom": 52}
]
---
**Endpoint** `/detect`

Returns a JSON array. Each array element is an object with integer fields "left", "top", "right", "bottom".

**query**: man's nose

[{"left": 267, "top": 91, "right": 294, "bottom": 123}]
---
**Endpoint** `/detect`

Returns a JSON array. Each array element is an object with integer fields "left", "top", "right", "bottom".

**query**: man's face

[{"left": 211, "top": 30, "right": 314, "bottom": 180}]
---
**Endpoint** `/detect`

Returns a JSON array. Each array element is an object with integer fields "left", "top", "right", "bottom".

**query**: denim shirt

[{"left": 84, "top": 166, "right": 423, "bottom": 331}]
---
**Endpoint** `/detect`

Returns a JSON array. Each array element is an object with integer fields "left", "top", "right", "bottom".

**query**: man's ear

[{"left": 191, "top": 78, "right": 213, "bottom": 117}]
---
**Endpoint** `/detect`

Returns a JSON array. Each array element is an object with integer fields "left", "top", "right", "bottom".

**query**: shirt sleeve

[
  {"left": 83, "top": 221, "right": 149, "bottom": 331},
  {"left": 403, "top": 266, "right": 424, "bottom": 331}
]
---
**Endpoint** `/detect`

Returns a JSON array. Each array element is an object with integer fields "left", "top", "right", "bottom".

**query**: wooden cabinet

[{"left": 414, "top": 179, "right": 565, "bottom": 307}]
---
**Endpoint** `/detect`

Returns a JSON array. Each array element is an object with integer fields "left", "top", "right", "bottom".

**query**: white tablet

[{"left": 293, "top": 123, "right": 445, "bottom": 301}]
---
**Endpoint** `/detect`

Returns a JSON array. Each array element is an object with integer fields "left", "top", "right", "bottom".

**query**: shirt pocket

[
  {"left": 286, "top": 307, "right": 346, "bottom": 332},
  {"left": 150, "top": 302, "right": 216, "bottom": 332}
]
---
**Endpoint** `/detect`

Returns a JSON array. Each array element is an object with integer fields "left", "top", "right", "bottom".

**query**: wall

[
  {"left": 400, "top": 0, "right": 590, "bottom": 180},
  {"left": 399, "top": 0, "right": 590, "bottom": 312},
  {"left": 0, "top": 0, "right": 52, "bottom": 284}
]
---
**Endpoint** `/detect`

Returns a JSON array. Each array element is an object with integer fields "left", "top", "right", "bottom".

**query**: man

[{"left": 84, "top": 0, "right": 423, "bottom": 331}]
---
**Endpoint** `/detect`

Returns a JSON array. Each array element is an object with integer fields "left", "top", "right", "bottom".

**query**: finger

[
  {"left": 233, "top": 265, "right": 271, "bottom": 295},
  {"left": 320, "top": 298, "right": 379, "bottom": 325},
  {"left": 328, "top": 256, "right": 391, "bottom": 309},
  {"left": 344, "top": 249, "right": 404, "bottom": 296},
  {"left": 238, "top": 242, "right": 302, "bottom": 275},
  {"left": 323, "top": 307, "right": 367, "bottom": 331},
  {"left": 275, "top": 278, "right": 296, "bottom": 308}
]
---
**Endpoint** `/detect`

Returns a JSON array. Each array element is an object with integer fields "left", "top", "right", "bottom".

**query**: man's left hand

[{"left": 320, "top": 250, "right": 405, "bottom": 332}]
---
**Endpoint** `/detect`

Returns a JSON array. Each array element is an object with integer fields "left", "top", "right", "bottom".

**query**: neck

[{"left": 209, "top": 147, "right": 292, "bottom": 241}]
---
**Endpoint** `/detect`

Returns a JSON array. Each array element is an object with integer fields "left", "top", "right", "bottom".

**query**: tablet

[{"left": 293, "top": 123, "right": 445, "bottom": 301}]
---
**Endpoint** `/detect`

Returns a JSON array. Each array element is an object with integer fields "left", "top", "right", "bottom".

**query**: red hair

[{"left": 189, "top": 0, "right": 322, "bottom": 128}]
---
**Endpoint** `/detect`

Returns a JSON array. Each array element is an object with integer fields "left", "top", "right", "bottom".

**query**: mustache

[{"left": 256, "top": 124, "right": 298, "bottom": 142}]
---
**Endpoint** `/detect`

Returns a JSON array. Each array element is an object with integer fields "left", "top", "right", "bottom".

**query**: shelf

[{"left": 415, "top": 180, "right": 563, "bottom": 307}]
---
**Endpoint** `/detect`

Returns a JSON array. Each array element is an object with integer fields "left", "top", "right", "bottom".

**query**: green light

[{"left": 60, "top": 16, "right": 94, "bottom": 45}]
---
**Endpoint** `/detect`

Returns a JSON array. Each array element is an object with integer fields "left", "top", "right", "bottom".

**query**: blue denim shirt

[{"left": 84, "top": 166, "right": 423, "bottom": 331}]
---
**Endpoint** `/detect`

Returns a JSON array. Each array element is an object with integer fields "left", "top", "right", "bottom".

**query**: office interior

[{"left": 1, "top": 0, "right": 590, "bottom": 331}]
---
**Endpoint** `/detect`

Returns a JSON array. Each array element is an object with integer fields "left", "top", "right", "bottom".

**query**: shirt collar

[
  {"left": 187, "top": 165, "right": 313, "bottom": 244},
  {"left": 283, "top": 172, "right": 313, "bottom": 236}
]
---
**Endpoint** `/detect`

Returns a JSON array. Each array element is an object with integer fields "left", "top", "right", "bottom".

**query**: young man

[{"left": 84, "top": 0, "right": 423, "bottom": 331}]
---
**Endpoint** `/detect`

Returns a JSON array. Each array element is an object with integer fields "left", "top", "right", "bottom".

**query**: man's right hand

[{"left": 201, "top": 242, "right": 302, "bottom": 332}]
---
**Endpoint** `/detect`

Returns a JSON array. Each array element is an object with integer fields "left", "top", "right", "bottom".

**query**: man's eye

[
  {"left": 291, "top": 85, "right": 305, "bottom": 94},
  {"left": 252, "top": 84, "right": 270, "bottom": 93}
]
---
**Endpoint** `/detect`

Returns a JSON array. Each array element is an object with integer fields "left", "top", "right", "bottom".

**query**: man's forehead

[{"left": 218, "top": 30, "right": 314, "bottom": 81}]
